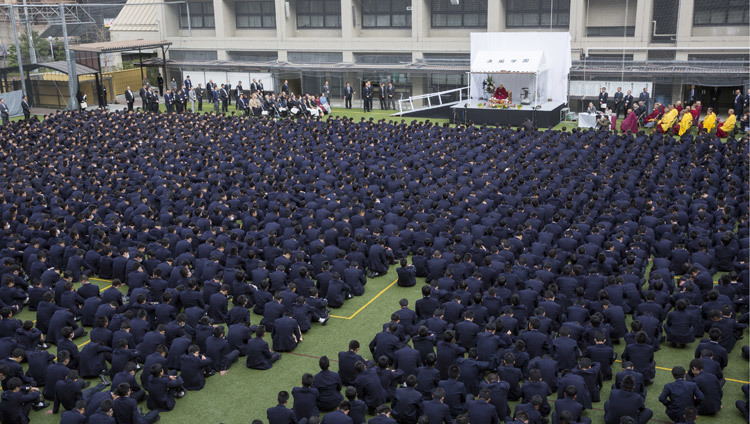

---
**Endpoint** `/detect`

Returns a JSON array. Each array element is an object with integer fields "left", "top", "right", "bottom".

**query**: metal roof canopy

[
  {"left": 70, "top": 40, "right": 172, "bottom": 54},
  {"left": 0, "top": 61, "right": 97, "bottom": 75}
]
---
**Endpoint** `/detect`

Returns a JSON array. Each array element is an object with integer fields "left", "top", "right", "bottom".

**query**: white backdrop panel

[
  {"left": 228, "top": 72, "right": 249, "bottom": 87},
  {"left": 569, "top": 80, "right": 653, "bottom": 98},
  {"left": 205, "top": 72, "right": 228, "bottom": 85},
  {"left": 188, "top": 72, "right": 206, "bottom": 87}
]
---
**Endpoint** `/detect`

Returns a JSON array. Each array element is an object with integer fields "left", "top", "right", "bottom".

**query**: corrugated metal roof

[
  {"left": 109, "top": 0, "right": 159, "bottom": 32},
  {"left": 71, "top": 39, "right": 171, "bottom": 53}
]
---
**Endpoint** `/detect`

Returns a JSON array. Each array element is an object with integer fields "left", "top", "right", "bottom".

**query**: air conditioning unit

[{"left": 450, "top": 0, "right": 459, "bottom": 5}]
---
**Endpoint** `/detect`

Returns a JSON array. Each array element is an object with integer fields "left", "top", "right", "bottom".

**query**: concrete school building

[{"left": 110, "top": 0, "right": 749, "bottom": 110}]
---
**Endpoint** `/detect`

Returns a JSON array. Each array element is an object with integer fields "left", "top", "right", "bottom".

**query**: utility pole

[
  {"left": 60, "top": 4, "right": 79, "bottom": 110},
  {"left": 22, "top": 0, "right": 37, "bottom": 65},
  {"left": 9, "top": 6, "right": 27, "bottom": 96}
]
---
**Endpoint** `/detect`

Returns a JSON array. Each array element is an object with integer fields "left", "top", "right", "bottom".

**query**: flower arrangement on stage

[{"left": 477, "top": 98, "right": 519, "bottom": 109}]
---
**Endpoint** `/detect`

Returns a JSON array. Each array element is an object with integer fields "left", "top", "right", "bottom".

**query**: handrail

[{"left": 397, "top": 86, "right": 470, "bottom": 115}]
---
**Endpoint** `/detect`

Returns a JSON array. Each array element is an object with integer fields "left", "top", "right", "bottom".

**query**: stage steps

[{"left": 393, "top": 86, "right": 470, "bottom": 120}]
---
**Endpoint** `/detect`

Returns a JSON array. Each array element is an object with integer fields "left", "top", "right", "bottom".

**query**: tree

[{"left": 6, "top": 30, "right": 66, "bottom": 68}]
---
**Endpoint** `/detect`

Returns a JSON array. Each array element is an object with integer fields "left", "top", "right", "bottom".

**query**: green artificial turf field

[{"left": 12, "top": 260, "right": 749, "bottom": 424}]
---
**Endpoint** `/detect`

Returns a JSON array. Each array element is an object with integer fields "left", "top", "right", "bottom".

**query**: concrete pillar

[
  {"left": 275, "top": 0, "right": 288, "bottom": 41},
  {"left": 488, "top": 0, "right": 502, "bottom": 32},
  {"left": 341, "top": 0, "right": 353, "bottom": 40},
  {"left": 569, "top": 0, "right": 586, "bottom": 41},
  {"left": 676, "top": 0, "right": 693, "bottom": 41},
  {"left": 634, "top": 0, "right": 653, "bottom": 44},
  {"left": 212, "top": 0, "right": 227, "bottom": 36},
  {"left": 411, "top": 0, "right": 425, "bottom": 43}
]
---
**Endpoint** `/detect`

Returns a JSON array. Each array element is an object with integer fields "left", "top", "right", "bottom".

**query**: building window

[
  {"left": 693, "top": 0, "right": 749, "bottom": 26},
  {"left": 179, "top": 1, "right": 215, "bottom": 28},
  {"left": 169, "top": 50, "right": 218, "bottom": 61},
  {"left": 431, "top": 0, "right": 487, "bottom": 28},
  {"left": 296, "top": 0, "right": 341, "bottom": 28},
  {"left": 288, "top": 51, "right": 343, "bottom": 63},
  {"left": 354, "top": 53, "right": 412, "bottom": 64},
  {"left": 586, "top": 26, "right": 635, "bottom": 37},
  {"left": 506, "top": 0, "right": 569, "bottom": 28},
  {"left": 361, "top": 0, "right": 411, "bottom": 28},
  {"left": 236, "top": 1, "right": 276, "bottom": 28}
]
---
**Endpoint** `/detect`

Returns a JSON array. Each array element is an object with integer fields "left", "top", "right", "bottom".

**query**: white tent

[
  {"left": 470, "top": 32, "right": 571, "bottom": 105},
  {"left": 469, "top": 51, "right": 548, "bottom": 107}
]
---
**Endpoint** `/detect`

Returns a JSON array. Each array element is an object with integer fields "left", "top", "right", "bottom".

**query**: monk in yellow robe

[
  {"left": 716, "top": 109, "right": 736, "bottom": 137},
  {"left": 657, "top": 106, "right": 678, "bottom": 133},
  {"left": 699, "top": 108, "right": 717, "bottom": 133},
  {"left": 674, "top": 110, "right": 693, "bottom": 136}
]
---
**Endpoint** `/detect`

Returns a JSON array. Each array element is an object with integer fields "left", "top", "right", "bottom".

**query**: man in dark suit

[
  {"left": 613, "top": 87, "right": 624, "bottom": 118},
  {"left": 387, "top": 82, "right": 396, "bottom": 109},
  {"left": 710, "top": 86, "right": 721, "bottom": 111},
  {"left": 639, "top": 87, "right": 650, "bottom": 109},
  {"left": 195, "top": 84, "right": 203, "bottom": 111},
  {"left": 363, "top": 81, "right": 373, "bottom": 112},
  {"left": 282, "top": 80, "right": 289, "bottom": 95},
  {"left": 623, "top": 89, "right": 634, "bottom": 113},
  {"left": 21, "top": 96, "right": 31, "bottom": 120},
  {"left": 124, "top": 86, "right": 135, "bottom": 112},
  {"left": 220, "top": 84, "right": 229, "bottom": 113},
  {"left": 344, "top": 82, "right": 353, "bottom": 109},
  {"left": 687, "top": 84, "right": 697, "bottom": 106},
  {"left": 598, "top": 87, "right": 608, "bottom": 111},
  {"left": 734, "top": 89, "right": 744, "bottom": 117},
  {"left": 0, "top": 98, "right": 9, "bottom": 126}
]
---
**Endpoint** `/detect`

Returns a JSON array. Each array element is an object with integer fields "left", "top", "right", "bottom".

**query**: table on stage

[{"left": 578, "top": 112, "right": 598, "bottom": 128}]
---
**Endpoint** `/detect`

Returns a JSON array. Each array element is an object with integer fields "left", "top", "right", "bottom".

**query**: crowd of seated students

[{"left": 0, "top": 109, "right": 747, "bottom": 424}]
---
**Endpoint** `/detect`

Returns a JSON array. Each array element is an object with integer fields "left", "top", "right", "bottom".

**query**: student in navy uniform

[
  {"left": 268, "top": 391, "right": 298, "bottom": 424},
  {"left": 466, "top": 388, "right": 500, "bottom": 424},
  {"left": 553, "top": 385, "right": 590, "bottom": 424},
  {"left": 604, "top": 374, "right": 652, "bottom": 424},
  {"left": 314, "top": 356, "right": 343, "bottom": 412},
  {"left": 438, "top": 365, "right": 467, "bottom": 418},
  {"left": 421, "top": 388, "right": 452, "bottom": 424},
  {"left": 353, "top": 360, "right": 387, "bottom": 415},
  {"left": 59, "top": 400, "right": 86, "bottom": 424},
  {"left": 396, "top": 259, "right": 416, "bottom": 287},
  {"left": 390, "top": 374, "right": 422, "bottom": 424},
  {"left": 688, "top": 358, "right": 722, "bottom": 415},
  {"left": 321, "top": 401, "right": 354, "bottom": 424},
  {"left": 87, "top": 399, "right": 116, "bottom": 424},
  {"left": 621, "top": 332, "right": 655, "bottom": 384},
  {"left": 273, "top": 313, "right": 302, "bottom": 352},
  {"left": 180, "top": 344, "right": 213, "bottom": 390},
  {"left": 205, "top": 326, "right": 240, "bottom": 374},
  {"left": 113, "top": 382, "right": 159, "bottom": 424},
  {"left": 658, "top": 366, "right": 705, "bottom": 423},
  {"left": 246, "top": 326, "right": 281, "bottom": 370},
  {"left": 369, "top": 404, "right": 396, "bottom": 424},
  {"left": 146, "top": 363, "right": 185, "bottom": 412},
  {"left": 292, "top": 373, "right": 319, "bottom": 421}
]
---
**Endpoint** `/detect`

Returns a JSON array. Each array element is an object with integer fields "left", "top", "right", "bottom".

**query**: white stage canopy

[
  {"left": 469, "top": 51, "right": 548, "bottom": 107},
  {"left": 470, "top": 32, "right": 571, "bottom": 105}
]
